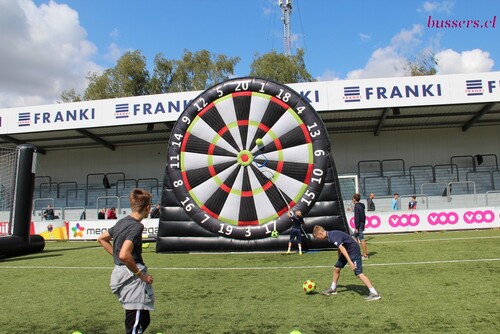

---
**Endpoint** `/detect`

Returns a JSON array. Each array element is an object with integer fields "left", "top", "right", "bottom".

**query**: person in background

[
  {"left": 150, "top": 204, "right": 161, "bottom": 218},
  {"left": 42, "top": 204, "right": 55, "bottom": 220},
  {"left": 408, "top": 196, "right": 417, "bottom": 210},
  {"left": 286, "top": 209, "right": 304, "bottom": 255},
  {"left": 352, "top": 193, "right": 369, "bottom": 260},
  {"left": 98, "top": 208, "right": 106, "bottom": 220},
  {"left": 107, "top": 207, "right": 117, "bottom": 220},
  {"left": 367, "top": 193, "right": 376, "bottom": 211},
  {"left": 391, "top": 193, "right": 399, "bottom": 211}
]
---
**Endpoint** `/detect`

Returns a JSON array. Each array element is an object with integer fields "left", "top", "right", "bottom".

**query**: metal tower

[{"left": 279, "top": 0, "right": 292, "bottom": 56}]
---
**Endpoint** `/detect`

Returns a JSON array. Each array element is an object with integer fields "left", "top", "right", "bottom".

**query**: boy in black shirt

[
  {"left": 98, "top": 188, "right": 155, "bottom": 333},
  {"left": 353, "top": 193, "right": 369, "bottom": 259}
]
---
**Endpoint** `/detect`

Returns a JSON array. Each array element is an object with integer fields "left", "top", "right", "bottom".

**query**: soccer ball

[
  {"left": 303, "top": 279, "right": 316, "bottom": 294},
  {"left": 271, "top": 230, "right": 279, "bottom": 238}
]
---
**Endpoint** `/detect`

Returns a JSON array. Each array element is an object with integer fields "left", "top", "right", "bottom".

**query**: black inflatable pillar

[{"left": 0, "top": 144, "right": 45, "bottom": 258}]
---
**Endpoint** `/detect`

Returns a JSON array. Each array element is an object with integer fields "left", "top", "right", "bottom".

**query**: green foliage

[
  {"left": 84, "top": 50, "right": 149, "bottom": 100},
  {"left": 1, "top": 230, "right": 498, "bottom": 333},
  {"left": 250, "top": 49, "right": 314, "bottom": 83},
  {"left": 59, "top": 88, "right": 82, "bottom": 103},
  {"left": 149, "top": 53, "right": 175, "bottom": 94},
  {"left": 64, "top": 48, "right": 318, "bottom": 102},
  {"left": 80, "top": 49, "right": 240, "bottom": 101},
  {"left": 406, "top": 50, "right": 438, "bottom": 76},
  {"left": 166, "top": 49, "right": 240, "bottom": 93}
]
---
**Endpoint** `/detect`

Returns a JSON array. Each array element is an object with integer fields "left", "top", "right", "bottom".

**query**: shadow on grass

[
  {"left": 305, "top": 283, "right": 367, "bottom": 296},
  {"left": 0, "top": 244, "right": 100, "bottom": 262},
  {"left": 43, "top": 244, "right": 101, "bottom": 253},
  {"left": 338, "top": 284, "right": 369, "bottom": 296},
  {"left": 0, "top": 253, "right": 63, "bottom": 262}
]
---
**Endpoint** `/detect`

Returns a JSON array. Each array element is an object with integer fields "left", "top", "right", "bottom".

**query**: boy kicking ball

[{"left": 312, "top": 225, "right": 381, "bottom": 301}]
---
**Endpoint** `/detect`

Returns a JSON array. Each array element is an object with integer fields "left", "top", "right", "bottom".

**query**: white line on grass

[
  {"left": 367, "top": 235, "right": 500, "bottom": 244},
  {"left": 1, "top": 258, "right": 499, "bottom": 271}
]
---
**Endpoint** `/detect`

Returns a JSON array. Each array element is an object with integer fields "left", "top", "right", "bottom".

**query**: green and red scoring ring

[
  {"left": 179, "top": 97, "right": 314, "bottom": 225},
  {"left": 179, "top": 126, "right": 312, "bottom": 216}
]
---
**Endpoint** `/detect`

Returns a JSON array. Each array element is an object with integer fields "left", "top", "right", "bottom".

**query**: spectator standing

[
  {"left": 352, "top": 193, "right": 369, "bottom": 259},
  {"left": 391, "top": 193, "right": 399, "bottom": 211},
  {"left": 367, "top": 193, "right": 376, "bottom": 211}
]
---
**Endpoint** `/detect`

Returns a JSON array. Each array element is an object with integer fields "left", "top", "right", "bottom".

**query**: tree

[
  {"left": 84, "top": 50, "right": 150, "bottom": 100},
  {"left": 149, "top": 53, "right": 174, "bottom": 94},
  {"left": 406, "top": 50, "right": 437, "bottom": 76},
  {"left": 166, "top": 50, "right": 240, "bottom": 93},
  {"left": 59, "top": 88, "right": 82, "bottom": 103},
  {"left": 249, "top": 49, "right": 314, "bottom": 83},
  {"left": 62, "top": 49, "right": 239, "bottom": 101}
]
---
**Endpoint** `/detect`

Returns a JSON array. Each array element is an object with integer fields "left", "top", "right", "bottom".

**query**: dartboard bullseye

[{"left": 167, "top": 77, "right": 330, "bottom": 239}]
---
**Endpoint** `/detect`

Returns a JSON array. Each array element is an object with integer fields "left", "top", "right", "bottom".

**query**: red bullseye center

[{"left": 237, "top": 150, "right": 253, "bottom": 166}]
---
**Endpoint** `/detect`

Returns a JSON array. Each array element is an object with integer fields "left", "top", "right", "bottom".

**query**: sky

[{"left": 0, "top": 0, "right": 499, "bottom": 108}]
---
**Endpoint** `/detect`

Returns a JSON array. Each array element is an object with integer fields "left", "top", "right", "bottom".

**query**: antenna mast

[{"left": 279, "top": 0, "right": 292, "bottom": 56}]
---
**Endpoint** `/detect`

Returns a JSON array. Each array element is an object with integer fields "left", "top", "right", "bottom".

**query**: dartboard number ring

[{"left": 167, "top": 77, "right": 330, "bottom": 239}]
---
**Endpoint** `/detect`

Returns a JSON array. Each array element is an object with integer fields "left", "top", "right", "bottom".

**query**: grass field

[{"left": 1, "top": 229, "right": 499, "bottom": 334}]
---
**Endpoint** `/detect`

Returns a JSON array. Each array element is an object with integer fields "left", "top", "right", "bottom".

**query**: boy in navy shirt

[
  {"left": 286, "top": 210, "right": 304, "bottom": 255},
  {"left": 313, "top": 225, "right": 381, "bottom": 301}
]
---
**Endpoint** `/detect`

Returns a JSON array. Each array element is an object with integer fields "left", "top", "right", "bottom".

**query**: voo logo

[
  {"left": 348, "top": 216, "right": 382, "bottom": 229},
  {"left": 388, "top": 214, "right": 420, "bottom": 227},
  {"left": 427, "top": 212, "right": 459, "bottom": 225},
  {"left": 463, "top": 210, "right": 495, "bottom": 224}
]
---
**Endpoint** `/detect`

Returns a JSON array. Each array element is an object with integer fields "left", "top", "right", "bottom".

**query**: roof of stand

[{"left": 1, "top": 72, "right": 499, "bottom": 153}]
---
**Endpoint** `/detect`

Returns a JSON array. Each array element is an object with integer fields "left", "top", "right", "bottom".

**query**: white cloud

[
  {"left": 317, "top": 69, "right": 341, "bottom": 82},
  {"left": 358, "top": 33, "right": 371, "bottom": 42},
  {"left": 0, "top": 0, "right": 101, "bottom": 108},
  {"left": 419, "top": 1, "right": 455, "bottom": 14},
  {"left": 346, "top": 25, "right": 423, "bottom": 79},
  {"left": 109, "top": 28, "right": 119, "bottom": 39},
  {"left": 105, "top": 42, "right": 126, "bottom": 63},
  {"left": 435, "top": 49, "right": 494, "bottom": 74}
]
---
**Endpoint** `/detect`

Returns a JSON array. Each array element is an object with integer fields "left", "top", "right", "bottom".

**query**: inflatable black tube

[
  {"left": 156, "top": 235, "right": 333, "bottom": 253},
  {"left": 0, "top": 145, "right": 45, "bottom": 258},
  {"left": 0, "top": 235, "right": 45, "bottom": 258}
]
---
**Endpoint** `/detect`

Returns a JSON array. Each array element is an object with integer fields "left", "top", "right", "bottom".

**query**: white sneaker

[{"left": 364, "top": 293, "right": 381, "bottom": 301}]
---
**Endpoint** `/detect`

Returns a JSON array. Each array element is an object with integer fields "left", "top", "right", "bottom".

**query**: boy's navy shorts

[{"left": 335, "top": 253, "right": 363, "bottom": 276}]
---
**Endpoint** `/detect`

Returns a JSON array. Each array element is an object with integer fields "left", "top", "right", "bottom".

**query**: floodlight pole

[{"left": 279, "top": 0, "right": 292, "bottom": 56}]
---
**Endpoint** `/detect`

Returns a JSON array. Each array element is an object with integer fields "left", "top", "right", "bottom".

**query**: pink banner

[{"left": 347, "top": 207, "right": 500, "bottom": 233}]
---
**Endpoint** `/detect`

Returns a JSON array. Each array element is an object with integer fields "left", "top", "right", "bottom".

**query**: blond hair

[{"left": 313, "top": 225, "right": 325, "bottom": 238}]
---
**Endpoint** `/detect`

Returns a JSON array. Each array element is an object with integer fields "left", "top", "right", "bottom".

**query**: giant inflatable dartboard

[{"left": 167, "top": 77, "right": 330, "bottom": 239}]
